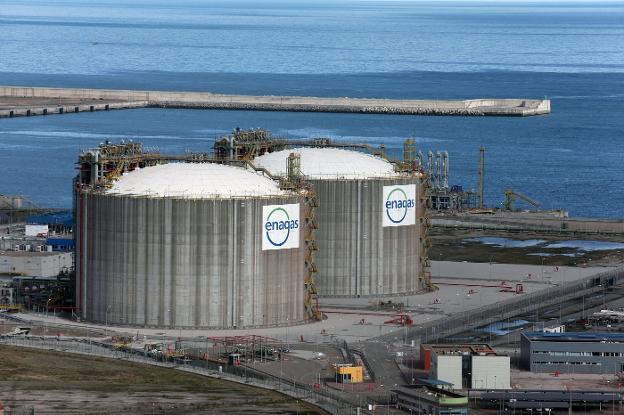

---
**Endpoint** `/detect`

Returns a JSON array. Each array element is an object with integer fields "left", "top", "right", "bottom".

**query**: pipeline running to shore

[{"left": 0, "top": 86, "right": 550, "bottom": 118}]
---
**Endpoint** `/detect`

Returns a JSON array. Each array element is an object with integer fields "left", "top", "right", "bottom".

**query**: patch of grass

[
  {"left": 0, "top": 346, "right": 216, "bottom": 389},
  {"left": 0, "top": 346, "right": 327, "bottom": 414},
  {"left": 430, "top": 229, "right": 624, "bottom": 267}
]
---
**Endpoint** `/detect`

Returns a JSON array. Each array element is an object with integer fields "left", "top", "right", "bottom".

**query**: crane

[{"left": 503, "top": 189, "right": 540, "bottom": 211}]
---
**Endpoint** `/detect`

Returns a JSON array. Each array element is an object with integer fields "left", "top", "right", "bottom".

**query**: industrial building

[
  {"left": 421, "top": 343, "right": 493, "bottom": 370},
  {"left": 480, "top": 390, "right": 622, "bottom": 413},
  {"left": 75, "top": 141, "right": 320, "bottom": 328},
  {"left": 254, "top": 145, "right": 429, "bottom": 297},
  {"left": 521, "top": 331, "right": 624, "bottom": 374},
  {"left": 0, "top": 285, "right": 14, "bottom": 306},
  {"left": 12, "top": 275, "right": 72, "bottom": 311},
  {"left": 423, "top": 344, "right": 511, "bottom": 390},
  {"left": 393, "top": 385, "right": 469, "bottom": 415},
  {"left": 0, "top": 251, "right": 72, "bottom": 277},
  {"left": 331, "top": 363, "right": 363, "bottom": 384}
]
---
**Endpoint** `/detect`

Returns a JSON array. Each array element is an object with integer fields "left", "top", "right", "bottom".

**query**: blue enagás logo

[
  {"left": 385, "top": 188, "right": 415, "bottom": 224},
  {"left": 264, "top": 207, "right": 299, "bottom": 246}
]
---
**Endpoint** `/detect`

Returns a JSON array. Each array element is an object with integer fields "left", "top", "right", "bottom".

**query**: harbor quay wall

[{"left": 0, "top": 86, "right": 551, "bottom": 117}]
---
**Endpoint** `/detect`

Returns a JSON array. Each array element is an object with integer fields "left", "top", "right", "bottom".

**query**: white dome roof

[
  {"left": 254, "top": 148, "right": 398, "bottom": 179},
  {"left": 107, "top": 163, "right": 286, "bottom": 198}
]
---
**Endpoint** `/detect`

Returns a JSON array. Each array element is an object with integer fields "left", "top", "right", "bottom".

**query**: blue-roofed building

[
  {"left": 46, "top": 237, "right": 75, "bottom": 252},
  {"left": 521, "top": 331, "right": 624, "bottom": 374}
]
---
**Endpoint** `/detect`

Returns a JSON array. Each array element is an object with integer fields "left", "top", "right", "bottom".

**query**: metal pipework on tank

[
  {"left": 435, "top": 151, "right": 441, "bottom": 190},
  {"left": 442, "top": 151, "right": 449, "bottom": 189},
  {"left": 427, "top": 150, "right": 433, "bottom": 182},
  {"left": 89, "top": 150, "right": 100, "bottom": 185}
]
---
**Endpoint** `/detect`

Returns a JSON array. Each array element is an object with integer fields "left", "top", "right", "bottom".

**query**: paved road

[
  {"left": 356, "top": 340, "right": 405, "bottom": 387},
  {"left": 354, "top": 267, "right": 623, "bottom": 395}
]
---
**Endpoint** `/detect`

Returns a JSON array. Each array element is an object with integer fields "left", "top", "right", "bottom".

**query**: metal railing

[{"left": 396, "top": 267, "right": 624, "bottom": 344}]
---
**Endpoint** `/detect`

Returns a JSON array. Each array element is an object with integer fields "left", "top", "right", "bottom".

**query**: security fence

[
  {"left": 399, "top": 267, "right": 624, "bottom": 344},
  {"left": 0, "top": 335, "right": 372, "bottom": 415}
]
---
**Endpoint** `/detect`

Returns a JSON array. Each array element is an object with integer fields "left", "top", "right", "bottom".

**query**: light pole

[
  {"left": 410, "top": 336, "right": 415, "bottom": 385},
  {"left": 161, "top": 332, "right": 166, "bottom": 362},
  {"left": 204, "top": 336, "right": 209, "bottom": 361},
  {"left": 280, "top": 347, "right": 283, "bottom": 390},
  {"left": 404, "top": 320, "right": 408, "bottom": 344},
  {"left": 277, "top": 284, "right": 282, "bottom": 326},
  {"left": 105, "top": 305, "right": 112, "bottom": 338},
  {"left": 612, "top": 388, "right": 615, "bottom": 415},
  {"left": 46, "top": 297, "right": 52, "bottom": 319},
  {"left": 438, "top": 253, "right": 442, "bottom": 278}
]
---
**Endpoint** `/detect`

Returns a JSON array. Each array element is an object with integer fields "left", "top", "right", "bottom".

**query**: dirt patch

[{"left": 0, "top": 322, "right": 103, "bottom": 337}]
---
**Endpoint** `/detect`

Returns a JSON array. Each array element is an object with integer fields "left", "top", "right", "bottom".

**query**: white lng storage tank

[
  {"left": 254, "top": 147, "right": 427, "bottom": 297},
  {"left": 75, "top": 163, "right": 307, "bottom": 328}
]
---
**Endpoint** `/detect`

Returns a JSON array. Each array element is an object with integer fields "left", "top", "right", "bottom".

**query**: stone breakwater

[
  {"left": 0, "top": 86, "right": 551, "bottom": 118},
  {"left": 159, "top": 102, "right": 514, "bottom": 116}
]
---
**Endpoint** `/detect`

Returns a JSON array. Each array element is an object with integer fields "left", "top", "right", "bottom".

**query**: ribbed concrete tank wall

[
  {"left": 75, "top": 163, "right": 306, "bottom": 328},
  {"left": 254, "top": 148, "right": 426, "bottom": 297}
]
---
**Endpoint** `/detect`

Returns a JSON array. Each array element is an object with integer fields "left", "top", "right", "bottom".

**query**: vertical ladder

[
  {"left": 419, "top": 175, "right": 434, "bottom": 291},
  {"left": 303, "top": 186, "right": 323, "bottom": 321}
]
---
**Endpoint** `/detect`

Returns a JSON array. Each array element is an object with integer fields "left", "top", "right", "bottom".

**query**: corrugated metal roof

[
  {"left": 483, "top": 390, "right": 621, "bottom": 403},
  {"left": 415, "top": 378, "right": 454, "bottom": 386},
  {"left": 254, "top": 147, "right": 399, "bottom": 179},
  {"left": 523, "top": 331, "right": 624, "bottom": 342},
  {"left": 107, "top": 163, "right": 286, "bottom": 198}
]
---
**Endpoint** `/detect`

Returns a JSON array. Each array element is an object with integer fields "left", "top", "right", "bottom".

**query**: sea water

[{"left": 0, "top": 1, "right": 623, "bottom": 216}]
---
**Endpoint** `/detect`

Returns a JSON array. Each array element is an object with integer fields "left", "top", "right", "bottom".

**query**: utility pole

[{"left": 478, "top": 146, "right": 485, "bottom": 208}]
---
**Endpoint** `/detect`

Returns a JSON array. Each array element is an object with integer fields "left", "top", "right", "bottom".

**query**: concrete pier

[{"left": 0, "top": 86, "right": 550, "bottom": 118}]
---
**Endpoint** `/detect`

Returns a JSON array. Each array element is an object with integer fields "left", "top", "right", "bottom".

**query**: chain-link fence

[
  {"left": 397, "top": 267, "right": 624, "bottom": 344},
  {"left": 0, "top": 335, "right": 372, "bottom": 415}
]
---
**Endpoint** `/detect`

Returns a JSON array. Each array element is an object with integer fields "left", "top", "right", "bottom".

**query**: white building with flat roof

[
  {"left": 431, "top": 353, "right": 463, "bottom": 389},
  {"left": 0, "top": 251, "right": 72, "bottom": 277},
  {"left": 427, "top": 344, "right": 510, "bottom": 390},
  {"left": 471, "top": 355, "right": 511, "bottom": 389}
]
